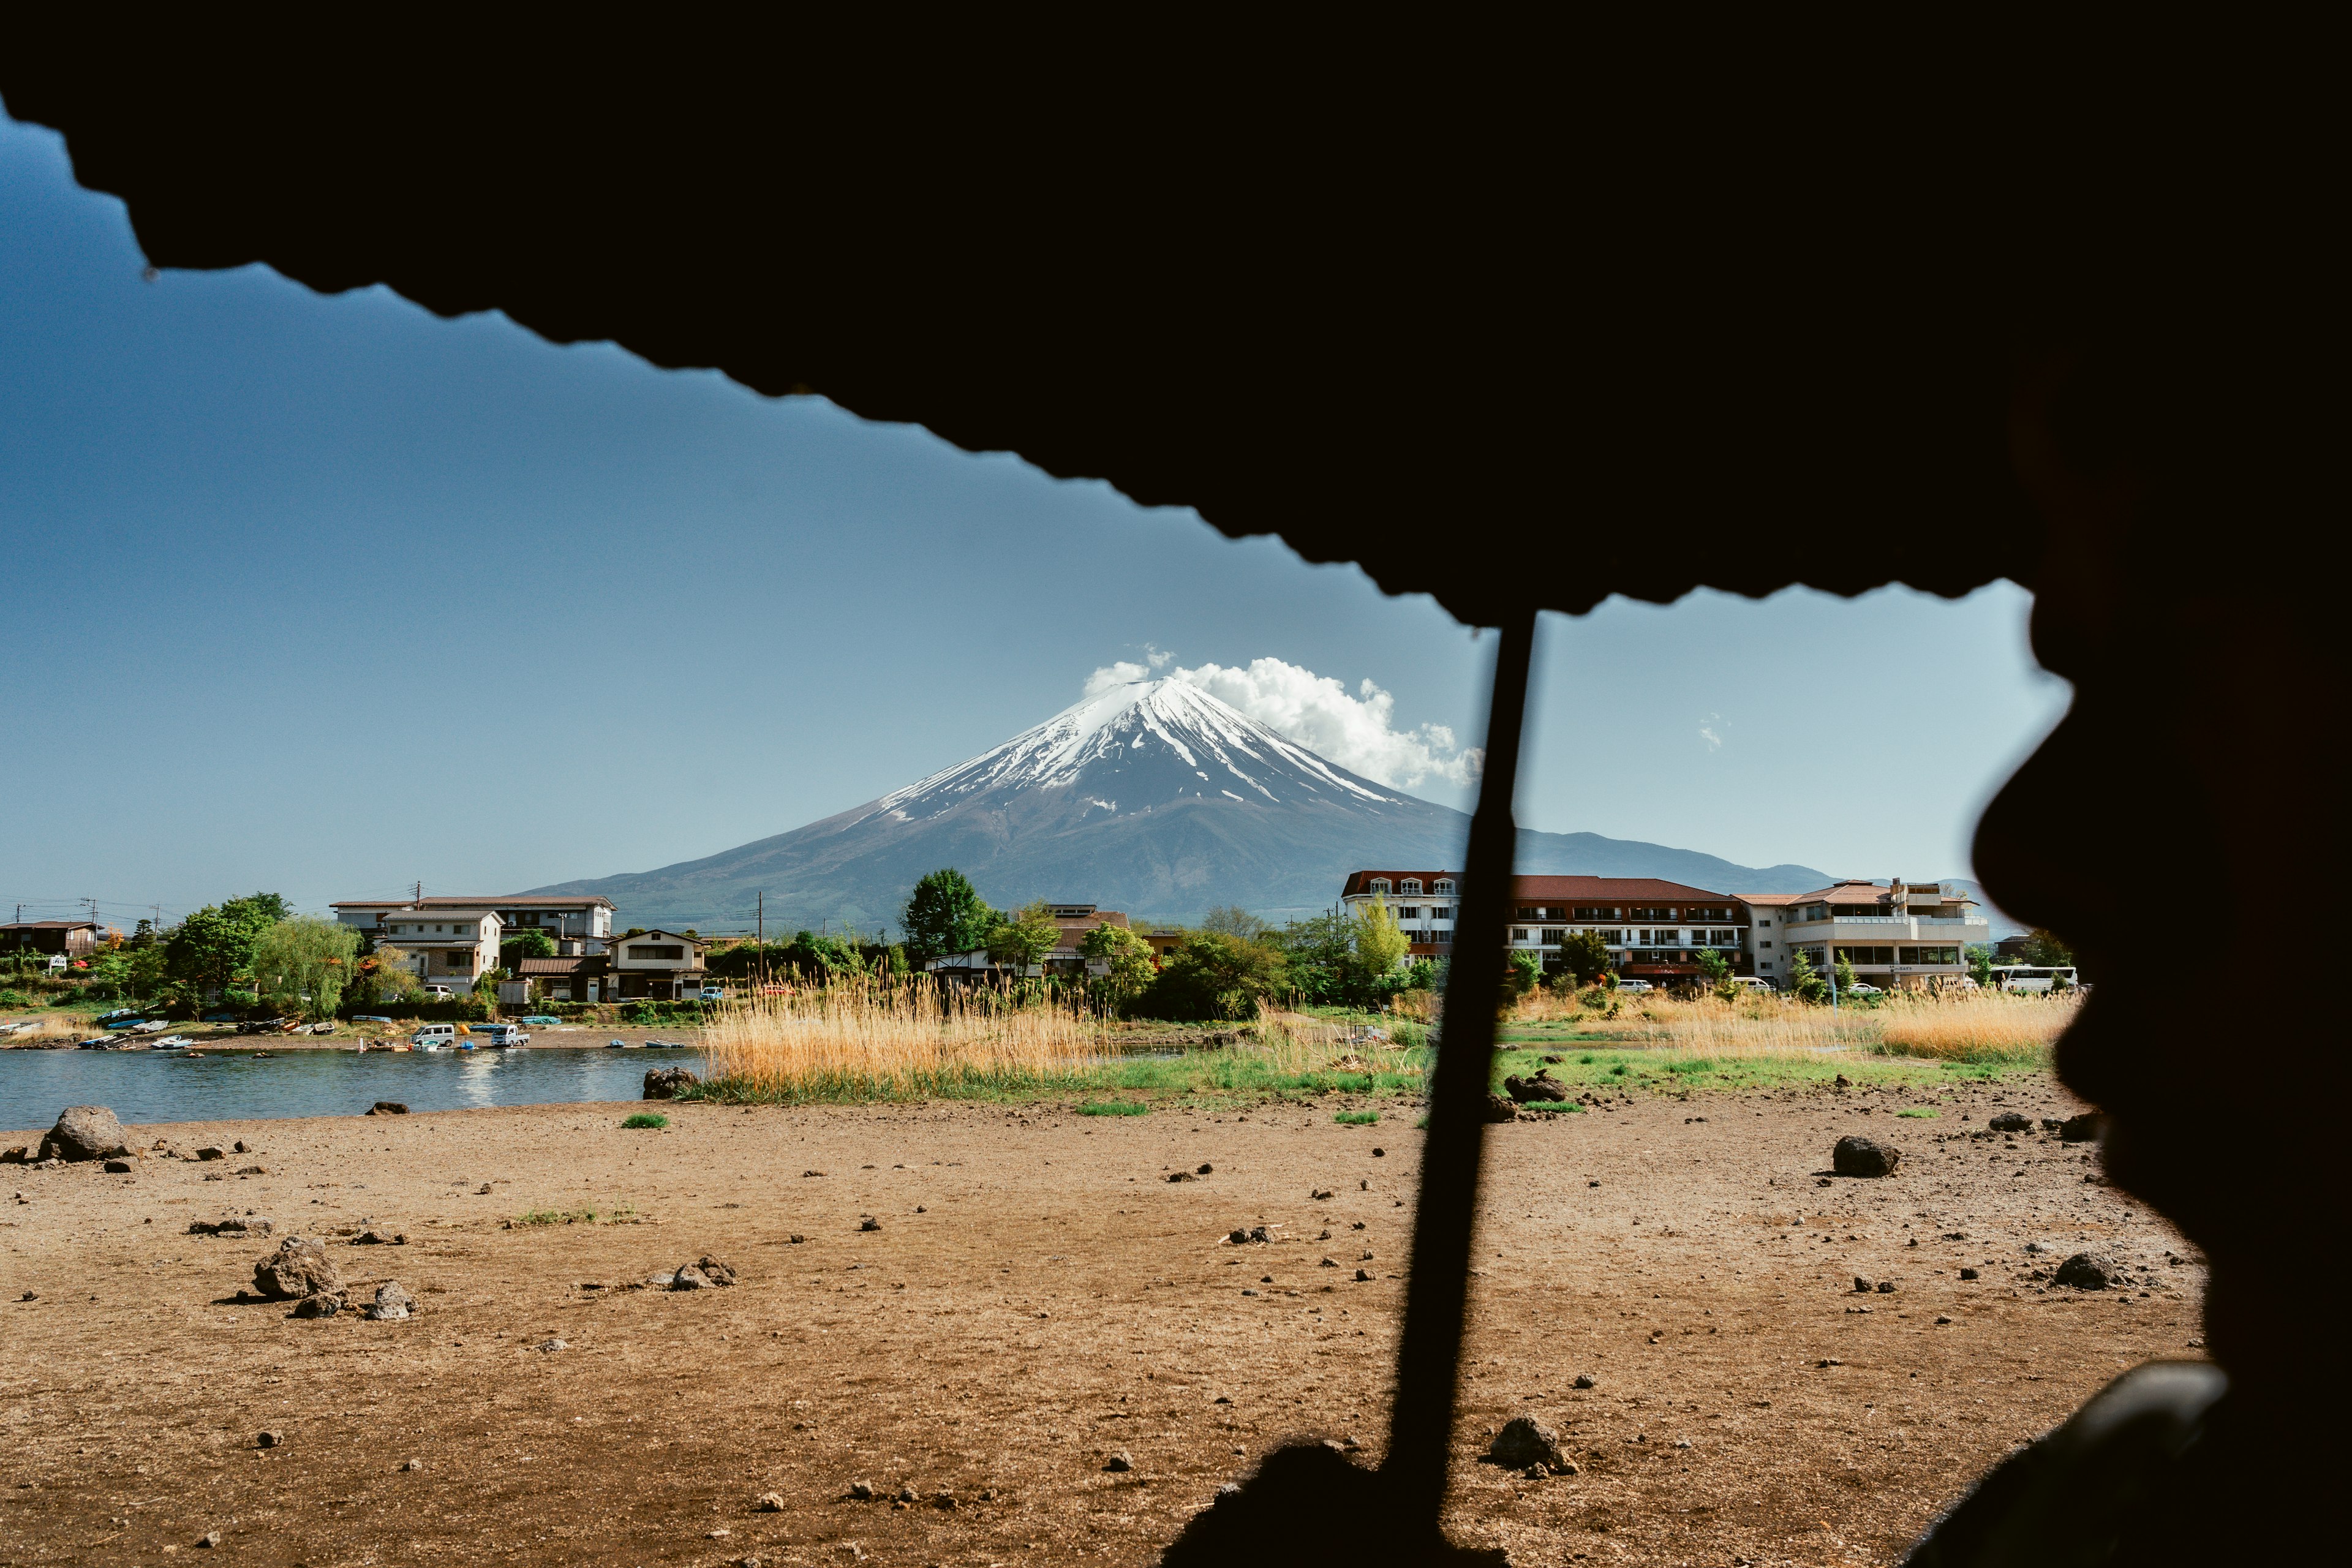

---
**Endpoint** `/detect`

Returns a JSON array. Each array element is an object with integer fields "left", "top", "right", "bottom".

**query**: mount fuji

[{"left": 533, "top": 679, "right": 1831, "bottom": 931}]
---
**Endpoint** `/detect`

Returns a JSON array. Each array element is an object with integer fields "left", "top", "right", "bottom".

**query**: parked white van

[
  {"left": 409, "top": 1023, "right": 458, "bottom": 1052},
  {"left": 1992, "top": 965, "right": 2078, "bottom": 993}
]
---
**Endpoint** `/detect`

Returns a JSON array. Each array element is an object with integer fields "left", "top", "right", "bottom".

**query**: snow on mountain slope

[
  {"left": 533, "top": 679, "right": 1833, "bottom": 930},
  {"left": 866, "top": 680, "right": 1403, "bottom": 822}
]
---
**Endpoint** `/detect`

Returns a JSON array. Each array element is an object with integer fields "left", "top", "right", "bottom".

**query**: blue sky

[{"left": 0, "top": 116, "right": 2068, "bottom": 928}]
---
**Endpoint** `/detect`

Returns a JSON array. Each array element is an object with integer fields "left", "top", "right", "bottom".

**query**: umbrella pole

[{"left": 1384, "top": 603, "right": 1537, "bottom": 1532}]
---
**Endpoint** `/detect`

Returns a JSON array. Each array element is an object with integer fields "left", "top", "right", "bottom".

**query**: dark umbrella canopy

[{"left": 0, "top": 41, "right": 2138, "bottom": 625}]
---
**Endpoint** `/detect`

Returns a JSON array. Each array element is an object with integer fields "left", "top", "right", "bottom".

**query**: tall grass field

[{"left": 684, "top": 979, "right": 2075, "bottom": 1106}]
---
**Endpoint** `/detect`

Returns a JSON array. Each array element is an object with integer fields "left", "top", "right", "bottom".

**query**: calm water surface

[{"left": 0, "top": 1046, "right": 706, "bottom": 1134}]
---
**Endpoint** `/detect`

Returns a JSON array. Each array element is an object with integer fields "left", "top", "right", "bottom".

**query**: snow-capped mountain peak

[{"left": 870, "top": 678, "right": 1404, "bottom": 824}]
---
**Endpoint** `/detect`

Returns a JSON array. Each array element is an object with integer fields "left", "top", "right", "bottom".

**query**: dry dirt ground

[{"left": 0, "top": 1074, "right": 2203, "bottom": 1566}]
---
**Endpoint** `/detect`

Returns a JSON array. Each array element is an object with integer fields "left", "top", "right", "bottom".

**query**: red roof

[
  {"left": 1341, "top": 872, "right": 1734, "bottom": 903},
  {"left": 333, "top": 894, "right": 614, "bottom": 909}
]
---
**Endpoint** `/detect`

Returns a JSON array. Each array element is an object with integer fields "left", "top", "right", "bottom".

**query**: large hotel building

[{"left": 1336, "top": 872, "right": 1987, "bottom": 989}]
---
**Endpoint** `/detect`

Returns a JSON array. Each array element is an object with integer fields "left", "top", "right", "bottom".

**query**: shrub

[
  {"left": 1521, "top": 1101, "right": 1584, "bottom": 1114},
  {"left": 1896, "top": 1107, "right": 1940, "bottom": 1117},
  {"left": 620, "top": 1112, "right": 669, "bottom": 1129},
  {"left": 1079, "top": 1100, "right": 1151, "bottom": 1117},
  {"left": 1334, "top": 1110, "right": 1379, "bottom": 1125}
]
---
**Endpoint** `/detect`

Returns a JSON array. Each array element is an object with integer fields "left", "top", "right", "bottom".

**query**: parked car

[
  {"left": 423, "top": 984, "right": 455, "bottom": 1000},
  {"left": 473, "top": 1023, "right": 530, "bottom": 1048},
  {"left": 410, "top": 1023, "right": 458, "bottom": 1052},
  {"left": 1614, "top": 979, "right": 1654, "bottom": 993},
  {"left": 1843, "top": 982, "right": 1883, "bottom": 995},
  {"left": 1727, "top": 976, "right": 1773, "bottom": 992},
  {"left": 697, "top": 987, "right": 726, "bottom": 1003}
]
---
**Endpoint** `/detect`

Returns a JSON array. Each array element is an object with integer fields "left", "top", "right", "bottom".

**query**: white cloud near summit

[{"left": 1083, "top": 654, "right": 1481, "bottom": 790}]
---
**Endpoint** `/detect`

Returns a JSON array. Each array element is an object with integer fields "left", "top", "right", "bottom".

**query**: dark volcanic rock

[
  {"left": 1988, "top": 1112, "right": 2033, "bottom": 1133},
  {"left": 290, "top": 1292, "right": 344, "bottom": 1319},
  {"left": 643, "top": 1066, "right": 699, "bottom": 1101},
  {"left": 2060, "top": 1112, "right": 2107, "bottom": 1143},
  {"left": 104, "top": 1158, "right": 134, "bottom": 1174},
  {"left": 253, "top": 1236, "right": 342, "bottom": 1300},
  {"left": 1483, "top": 1094, "right": 1519, "bottom": 1124},
  {"left": 2055, "top": 1252, "right": 2120, "bottom": 1290},
  {"left": 1487, "top": 1415, "right": 1565, "bottom": 1470},
  {"left": 368, "top": 1101, "right": 409, "bottom": 1116},
  {"left": 1831, "top": 1136, "right": 1901, "bottom": 1177},
  {"left": 1504, "top": 1072, "right": 1571, "bottom": 1104},
  {"left": 37, "top": 1105, "right": 129, "bottom": 1163}
]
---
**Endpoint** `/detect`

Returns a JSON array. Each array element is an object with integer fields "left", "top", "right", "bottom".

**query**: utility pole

[{"left": 756, "top": 892, "right": 764, "bottom": 990}]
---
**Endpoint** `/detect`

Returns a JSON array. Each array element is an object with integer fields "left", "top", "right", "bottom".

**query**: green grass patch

[
  {"left": 620, "top": 1111, "right": 669, "bottom": 1129},
  {"left": 1079, "top": 1100, "right": 1152, "bottom": 1117},
  {"left": 516, "top": 1207, "right": 600, "bottom": 1226},
  {"left": 1664, "top": 1057, "right": 1714, "bottom": 1076},
  {"left": 1896, "top": 1106, "right": 1941, "bottom": 1118},
  {"left": 1334, "top": 1109, "right": 1380, "bottom": 1125},
  {"left": 1521, "top": 1100, "right": 1584, "bottom": 1114}
]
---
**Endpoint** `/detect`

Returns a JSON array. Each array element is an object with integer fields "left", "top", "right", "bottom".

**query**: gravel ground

[{"left": 0, "top": 1072, "right": 2202, "bottom": 1565}]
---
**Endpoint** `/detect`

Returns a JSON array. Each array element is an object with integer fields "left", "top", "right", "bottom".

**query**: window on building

[
  {"left": 1630, "top": 906, "right": 1676, "bottom": 921},
  {"left": 1707, "top": 929, "right": 1738, "bottom": 946},
  {"left": 1596, "top": 929, "right": 1624, "bottom": 944},
  {"left": 628, "top": 944, "right": 687, "bottom": 961},
  {"left": 1370, "top": 878, "right": 1391, "bottom": 895},
  {"left": 1904, "top": 946, "right": 1960, "bottom": 965},
  {"left": 1433, "top": 879, "right": 1456, "bottom": 894},
  {"left": 1761, "top": 940, "right": 1774, "bottom": 949},
  {"left": 1542, "top": 929, "right": 1566, "bottom": 946},
  {"left": 1431, "top": 906, "right": 1452, "bottom": 921},
  {"left": 1834, "top": 945, "right": 1896, "bottom": 965},
  {"left": 1400, "top": 879, "right": 1422, "bottom": 895},
  {"left": 1397, "top": 906, "right": 1420, "bottom": 920},
  {"left": 1510, "top": 928, "right": 1529, "bottom": 942},
  {"left": 1434, "top": 929, "right": 1452, "bottom": 944},
  {"left": 446, "top": 951, "right": 472, "bottom": 971}
]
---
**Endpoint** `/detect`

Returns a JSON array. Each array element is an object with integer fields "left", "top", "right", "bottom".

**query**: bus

[{"left": 1989, "top": 964, "right": 2078, "bottom": 993}]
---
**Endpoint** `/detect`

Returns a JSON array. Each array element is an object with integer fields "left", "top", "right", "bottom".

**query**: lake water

[{"left": 0, "top": 1047, "right": 707, "bottom": 1135}]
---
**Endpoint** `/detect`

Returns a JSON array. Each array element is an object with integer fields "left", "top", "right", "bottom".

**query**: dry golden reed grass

[
  {"left": 0, "top": 1014, "right": 85, "bottom": 1046},
  {"left": 1507, "top": 987, "right": 2076, "bottom": 1061},
  {"left": 698, "top": 977, "right": 1115, "bottom": 1099}
]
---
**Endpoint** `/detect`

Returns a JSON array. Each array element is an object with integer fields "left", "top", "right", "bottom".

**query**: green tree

[
  {"left": 1695, "top": 946, "right": 1738, "bottom": 1001},
  {"left": 1139, "top": 930, "right": 1288, "bottom": 1020},
  {"left": 1079, "top": 924, "right": 1156, "bottom": 998},
  {"left": 162, "top": 899, "right": 284, "bottom": 1005},
  {"left": 1967, "top": 943, "right": 1996, "bottom": 987},
  {"left": 900, "top": 869, "right": 1000, "bottom": 963},
  {"left": 83, "top": 950, "right": 133, "bottom": 1000},
  {"left": 350, "top": 946, "right": 423, "bottom": 1008},
  {"left": 221, "top": 892, "right": 293, "bottom": 925},
  {"left": 1504, "top": 949, "right": 1542, "bottom": 999},
  {"left": 250, "top": 916, "right": 362, "bottom": 1020},
  {"left": 501, "top": 930, "right": 557, "bottom": 968},
  {"left": 1556, "top": 929, "right": 1613, "bottom": 986},
  {"left": 988, "top": 901, "right": 1063, "bottom": 975},
  {"left": 1833, "top": 952, "right": 1859, "bottom": 995},
  {"left": 2020, "top": 928, "right": 2076, "bottom": 968},
  {"left": 1351, "top": 898, "right": 1410, "bottom": 983},
  {"left": 1784, "top": 947, "right": 1828, "bottom": 1005},
  {"left": 1266, "top": 911, "right": 1354, "bottom": 1004},
  {"left": 1199, "top": 905, "right": 1268, "bottom": 941}
]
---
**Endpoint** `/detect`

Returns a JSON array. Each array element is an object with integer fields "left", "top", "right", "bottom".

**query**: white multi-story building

[
  {"left": 1771, "top": 878, "right": 1988, "bottom": 989},
  {"left": 368, "top": 908, "right": 503, "bottom": 990},
  {"left": 1338, "top": 872, "right": 1755, "bottom": 984},
  {"left": 332, "top": 895, "right": 616, "bottom": 955}
]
